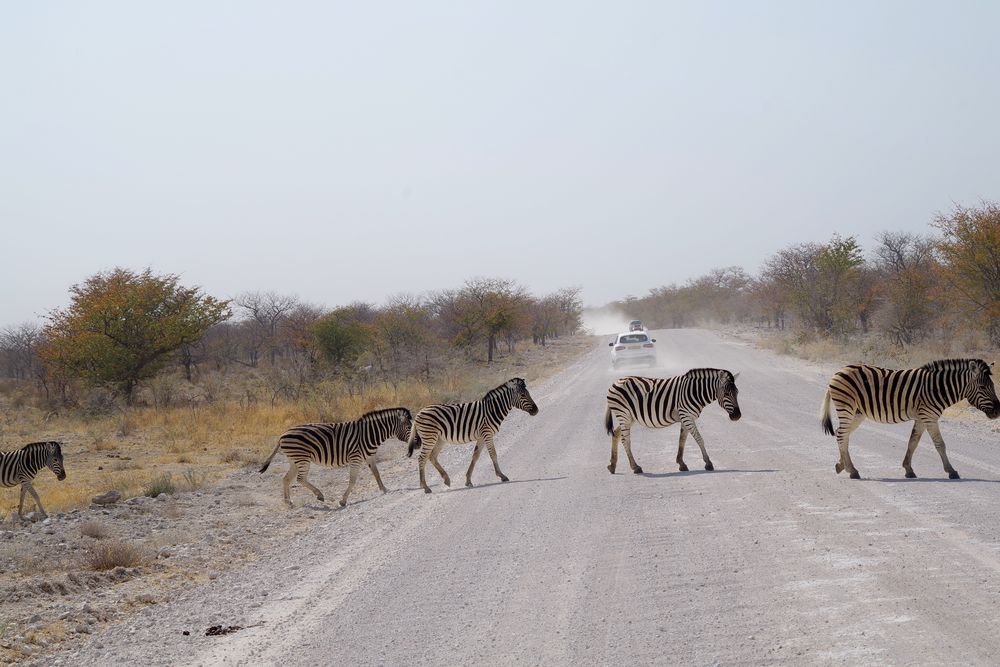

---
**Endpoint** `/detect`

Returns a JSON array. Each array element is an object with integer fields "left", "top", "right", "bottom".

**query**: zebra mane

[
  {"left": 686, "top": 368, "right": 733, "bottom": 381},
  {"left": 919, "top": 358, "right": 990, "bottom": 374},
  {"left": 357, "top": 407, "right": 411, "bottom": 422},
  {"left": 484, "top": 378, "right": 524, "bottom": 400},
  {"left": 5, "top": 441, "right": 59, "bottom": 455}
]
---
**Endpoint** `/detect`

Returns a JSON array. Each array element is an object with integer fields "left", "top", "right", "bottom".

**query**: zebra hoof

[
  {"left": 339, "top": 500, "right": 346, "bottom": 508},
  {"left": 442, "top": 478, "right": 451, "bottom": 487},
  {"left": 905, "top": 471, "right": 917, "bottom": 479},
  {"left": 499, "top": 475, "right": 509, "bottom": 483},
  {"left": 849, "top": 471, "right": 861, "bottom": 480},
  {"left": 632, "top": 466, "right": 643, "bottom": 474},
  {"left": 949, "top": 470, "right": 961, "bottom": 480},
  {"left": 835, "top": 462, "right": 843, "bottom": 474},
  {"left": 704, "top": 462, "right": 714, "bottom": 471},
  {"left": 678, "top": 463, "right": 688, "bottom": 472},
  {"left": 465, "top": 480, "right": 473, "bottom": 488},
  {"left": 316, "top": 494, "right": 325, "bottom": 502},
  {"left": 607, "top": 464, "right": 616, "bottom": 474},
  {"left": 423, "top": 487, "right": 432, "bottom": 494}
]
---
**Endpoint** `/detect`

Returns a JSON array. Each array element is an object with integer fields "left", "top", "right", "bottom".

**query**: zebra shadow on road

[
  {"left": 397, "top": 476, "right": 569, "bottom": 494},
  {"left": 871, "top": 476, "right": 1000, "bottom": 484},
  {"left": 636, "top": 468, "right": 778, "bottom": 479}
]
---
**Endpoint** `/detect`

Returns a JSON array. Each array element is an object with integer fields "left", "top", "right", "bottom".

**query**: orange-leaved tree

[
  {"left": 39, "top": 268, "right": 230, "bottom": 403},
  {"left": 933, "top": 202, "right": 1000, "bottom": 345}
]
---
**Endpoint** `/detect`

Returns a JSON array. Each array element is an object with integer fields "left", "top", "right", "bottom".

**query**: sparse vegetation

[
  {"left": 79, "top": 520, "right": 110, "bottom": 539},
  {"left": 84, "top": 539, "right": 152, "bottom": 570},
  {"left": 143, "top": 474, "right": 176, "bottom": 498}
]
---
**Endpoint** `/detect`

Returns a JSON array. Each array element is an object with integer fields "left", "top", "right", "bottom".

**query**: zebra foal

[
  {"left": 604, "top": 370, "right": 742, "bottom": 474},
  {"left": 259, "top": 407, "right": 413, "bottom": 507},
  {"left": 821, "top": 359, "right": 1000, "bottom": 479},
  {"left": 407, "top": 377, "right": 539, "bottom": 493},
  {"left": 1, "top": 441, "right": 66, "bottom": 520}
]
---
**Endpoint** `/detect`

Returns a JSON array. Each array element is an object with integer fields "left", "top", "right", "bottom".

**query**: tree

[
  {"left": 234, "top": 291, "right": 300, "bottom": 366},
  {"left": 873, "top": 231, "right": 938, "bottom": 345},
  {"left": 431, "top": 278, "right": 529, "bottom": 363},
  {"left": 38, "top": 268, "right": 230, "bottom": 403},
  {"left": 311, "top": 307, "right": 371, "bottom": 372},
  {"left": 933, "top": 202, "right": 1000, "bottom": 345}
]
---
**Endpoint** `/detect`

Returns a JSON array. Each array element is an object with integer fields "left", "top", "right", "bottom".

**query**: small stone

[
  {"left": 75, "top": 624, "right": 92, "bottom": 634},
  {"left": 155, "top": 493, "right": 169, "bottom": 502},
  {"left": 207, "top": 571, "right": 219, "bottom": 580}
]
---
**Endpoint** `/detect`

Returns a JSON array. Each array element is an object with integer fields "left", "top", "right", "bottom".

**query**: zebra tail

[
  {"left": 604, "top": 407, "right": 614, "bottom": 436},
  {"left": 406, "top": 429, "right": 421, "bottom": 458},
  {"left": 259, "top": 441, "right": 282, "bottom": 473},
  {"left": 820, "top": 389, "right": 835, "bottom": 436}
]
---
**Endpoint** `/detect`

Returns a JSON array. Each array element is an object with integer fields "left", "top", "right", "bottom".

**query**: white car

[{"left": 609, "top": 331, "right": 657, "bottom": 368}]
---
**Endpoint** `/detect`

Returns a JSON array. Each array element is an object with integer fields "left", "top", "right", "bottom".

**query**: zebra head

[
  {"left": 966, "top": 360, "right": 1000, "bottom": 419},
  {"left": 509, "top": 378, "right": 539, "bottom": 416},
  {"left": 46, "top": 441, "right": 67, "bottom": 481},
  {"left": 394, "top": 408, "right": 414, "bottom": 442},
  {"left": 718, "top": 371, "right": 742, "bottom": 421}
]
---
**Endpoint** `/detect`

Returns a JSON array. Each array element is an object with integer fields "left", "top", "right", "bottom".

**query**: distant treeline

[
  {"left": 611, "top": 201, "right": 1000, "bottom": 346},
  {"left": 0, "top": 274, "right": 582, "bottom": 406}
]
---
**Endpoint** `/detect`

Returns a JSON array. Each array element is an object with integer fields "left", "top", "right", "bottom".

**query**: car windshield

[{"left": 619, "top": 334, "right": 649, "bottom": 344}]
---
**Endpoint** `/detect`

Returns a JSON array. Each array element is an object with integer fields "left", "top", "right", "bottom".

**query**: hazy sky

[{"left": 3, "top": 1, "right": 999, "bottom": 325}]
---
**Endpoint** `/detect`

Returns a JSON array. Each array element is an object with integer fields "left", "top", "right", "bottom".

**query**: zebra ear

[{"left": 732, "top": 372, "right": 740, "bottom": 382}]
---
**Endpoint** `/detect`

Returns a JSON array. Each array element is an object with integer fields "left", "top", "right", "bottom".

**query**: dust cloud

[{"left": 582, "top": 307, "right": 634, "bottom": 337}]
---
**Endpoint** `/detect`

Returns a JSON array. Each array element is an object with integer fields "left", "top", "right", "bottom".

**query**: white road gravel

[{"left": 51, "top": 330, "right": 1000, "bottom": 666}]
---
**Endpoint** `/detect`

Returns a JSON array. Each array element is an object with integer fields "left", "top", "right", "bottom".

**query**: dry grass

[
  {"left": 0, "top": 335, "right": 592, "bottom": 516},
  {"left": 84, "top": 539, "right": 152, "bottom": 570},
  {"left": 79, "top": 520, "right": 110, "bottom": 539},
  {"left": 753, "top": 328, "right": 997, "bottom": 369}
]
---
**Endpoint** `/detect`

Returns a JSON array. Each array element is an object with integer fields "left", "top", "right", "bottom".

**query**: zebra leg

[
  {"left": 418, "top": 437, "right": 437, "bottom": 493},
  {"left": 835, "top": 412, "right": 863, "bottom": 479},
  {"left": 368, "top": 458, "right": 387, "bottom": 493},
  {"left": 485, "top": 436, "right": 509, "bottom": 483},
  {"left": 18, "top": 484, "right": 28, "bottom": 519},
  {"left": 925, "top": 420, "right": 960, "bottom": 479},
  {"left": 465, "top": 441, "right": 484, "bottom": 487},
  {"left": 297, "top": 461, "right": 325, "bottom": 502},
  {"left": 681, "top": 417, "right": 713, "bottom": 471},
  {"left": 901, "top": 422, "right": 926, "bottom": 478},
  {"left": 676, "top": 427, "right": 689, "bottom": 472},
  {"left": 608, "top": 426, "right": 620, "bottom": 474},
  {"left": 620, "top": 425, "right": 643, "bottom": 474},
  {"left": 24, "top": 482, "right": 47, "bottom": 518},
  {"left": 282, "top": 464, "right": 296, "bottom": 507},
  {"left": 430, "top": 444, "right": 451, "bottom": 487},
  {"left": 340, "top": 463, "right": 361, "bottom": 507}
]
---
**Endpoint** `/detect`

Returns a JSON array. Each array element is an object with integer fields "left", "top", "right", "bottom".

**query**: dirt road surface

[{"left": 53, "top": 330, "right": 1000, "bottom": 665}]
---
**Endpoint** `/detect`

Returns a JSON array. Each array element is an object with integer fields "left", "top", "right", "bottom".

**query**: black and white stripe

[
  {"left": 604, "top": 369, "right": 742, "bottom": 474},
  {"left": 406, "top": 377, "right": 539, "bottom": 493},
  {"left": 820, "top": 359, "right": 1000, "bottom": 479},
  {"left": 1, "top": 441, "right": 66, "bottom": 519},
  {"left": 259, "top": 407, "right": 413, "bottom": 507}
]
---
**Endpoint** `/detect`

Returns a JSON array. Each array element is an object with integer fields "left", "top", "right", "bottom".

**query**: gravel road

[{"left": 53, "top": 329, "right": 1000, "bottom": 666}]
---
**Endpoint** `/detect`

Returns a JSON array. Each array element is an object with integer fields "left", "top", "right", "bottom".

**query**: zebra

[
  {"left": 820, "top": 359, "right": 1000, "bottom": 480},
  {"left": 604, "top": 370, "right": 742, "bottom": 474},
  {"left": 1, "top": 441, "right": 66, "bottom": 520},
  {"left": 406, "top": 377, "right": 539, "bottom": 493},
  {"left": 259, "top": 407, "right": 413, "bottom": 507}
]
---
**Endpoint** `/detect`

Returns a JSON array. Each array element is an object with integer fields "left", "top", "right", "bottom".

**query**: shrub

[
  {"left": 143, "top": 473, "right": 175, "bottom": 497},
  {"left": 85, "top": 539, "right": 151, "bottom": 570},
  {"left": 79, "top": 521, "right": 110, "bottom": 539}
]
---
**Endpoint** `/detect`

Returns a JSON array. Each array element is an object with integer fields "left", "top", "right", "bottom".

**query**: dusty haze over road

[{"left": 52, "top": 330, "right": 1000, "bottom": 666}]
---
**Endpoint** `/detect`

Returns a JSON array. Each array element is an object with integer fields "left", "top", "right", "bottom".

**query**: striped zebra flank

[
  {"left": 1, "top": 441, "right": 66, "bottom": 520},
  {"left": 820, "top": 358, "right": 1000, "bottom": 479},
  {"left": 407, "top": 377, "right": 539, "bottom": 493},
  {"left": 604, "top": 369, "right": 742, "bottom": 474},
  {"left": 259, "top": 407, "right": 413, "bottom": 507}
]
